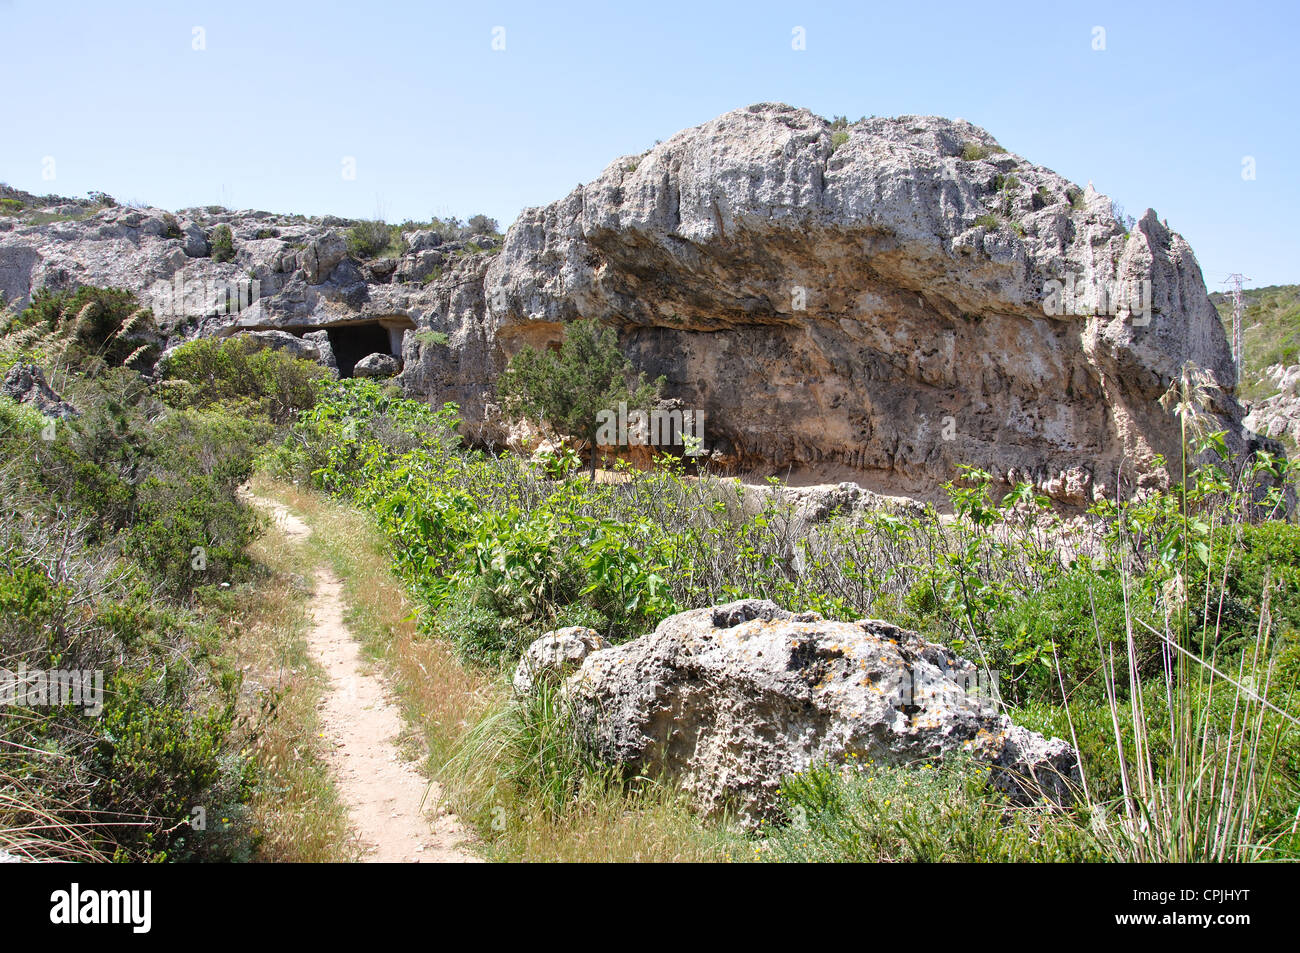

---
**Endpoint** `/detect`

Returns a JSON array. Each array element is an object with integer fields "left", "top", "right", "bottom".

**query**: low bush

[
  {"left": 159, "top": 336, "right": 328, "bottom": 424},
  {"left": 10, "top": 285, "right": 157, "bottom": 371},
  {"left": 0, "top": 318, "right": 331, "bottom": 860},
  {"left": 346, "top": 220, "right": 405, "bottom": 259},
  {"left": 210, "top": 224, "right": 235, "bottom": 263}
]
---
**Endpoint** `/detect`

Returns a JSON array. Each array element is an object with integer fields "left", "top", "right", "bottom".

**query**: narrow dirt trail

[{"left": 249, "top": 494, "right": 477, "bottom": 863}]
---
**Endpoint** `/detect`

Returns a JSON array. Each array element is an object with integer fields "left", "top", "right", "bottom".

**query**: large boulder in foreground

[{"left": 560, "top": 599, "right": 1078, "bottom": 822}]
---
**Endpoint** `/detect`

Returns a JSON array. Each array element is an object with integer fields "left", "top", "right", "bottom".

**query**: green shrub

[
  {"left": 0, "top": 345, "right": 292, "bottom": 860},
  {"left": 14, "top": 285, "right": 156, "bottom": 370},
  {"left": 987, "top": 566, "right": 1160, "bottom": 705},
  {"left": 415, "top": 329, "right": 450, "bottom": 348},
  {"left": 0, "top": 554, "right": 256, "bottom": 861},
  {"left": 466, "top": 213, "right": 499, "bottom": 235},
  {"left": 499, "top": 318, "right": 663, "bottom": 478},
  {"left": 961, "top": 141, "right": 1005, "bottom": 161},
  {"left": 159, "top": 336, "right": 327, "bottom": 424},
  {"left": 210, "top": 224, "right": 235, "bottom": 263},
  {"left": 123, "top": 410, "right": 265, "bottom": 595},
  {"left": 346, "top": 220, "right": 405, "bottom": 259},
  {"left": 433, "top": 578, "right": 533, "bottom": 669},
  {"left": 1213, "top": 521, "right": 1300, "bottom": 638}
]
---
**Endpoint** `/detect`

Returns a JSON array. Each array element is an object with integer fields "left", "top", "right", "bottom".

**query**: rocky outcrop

[
  {"left": 235, "top": 329, "right": 336, "bottom": 371},
  {"left": 554, "top": 599, "right": 1079, "bottom": 822},
  {"left": 0, "top": 103, "right": 1260, "bottom": 501},
  {"left": 2, "top": 363, "right": 76, "bottom": 418},
  {"left": 1245, "top": 364, "right": 1300, "bottom": 447},
  {"left": 0, "top": 202, "right": 488, "bottom": 385},
  {"left": 477, "top": 104, "right": 1246, "bottom": 502},
  {"left": 512, "top": 626, "right": 610, "bottom": 695}
]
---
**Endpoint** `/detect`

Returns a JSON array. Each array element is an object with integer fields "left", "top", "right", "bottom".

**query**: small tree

[
  {"left": 210, "top": 224, "right": 235, "bottom": 263},
  {"left": 499, "top": 318, "right": 662, "bottom": 479},
  {"left": 466, "top": 213, "right": 500, "bottom": 236}
]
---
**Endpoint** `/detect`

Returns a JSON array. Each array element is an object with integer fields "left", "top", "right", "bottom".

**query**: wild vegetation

[
  {"left": 0, "top": 291, "right": 335, "bottom": 861},
  {"left": 4, "top": 281, "right": 1298, "bottom": 863},
  {"left": 1212, "top": 283, "right": 1300, "bottom": 401},
  {"left": 346, "top": 213, "right": 502, "bottom": 260},
  {"left": 267, "top": 365, "right": 1300, "bottom": 862}
]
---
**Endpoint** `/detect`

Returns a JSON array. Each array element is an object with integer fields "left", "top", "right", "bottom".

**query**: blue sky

[{"left": 1, "top": 0, "right": 1296, "bottom": 286}]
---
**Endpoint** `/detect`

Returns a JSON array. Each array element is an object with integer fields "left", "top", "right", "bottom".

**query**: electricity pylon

[{"left": 1223, "top": 273, "right": 1250, "bottom": 384}]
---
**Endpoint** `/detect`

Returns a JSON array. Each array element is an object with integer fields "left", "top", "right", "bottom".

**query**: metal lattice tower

[{"left": 1223, "top": 273, "right": 1250, "bottom": 384}]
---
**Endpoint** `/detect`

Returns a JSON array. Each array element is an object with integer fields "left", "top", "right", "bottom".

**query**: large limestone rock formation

[
  {"left": 549, "top": 599, "right": 1078, "bottom": 822},
  {"left": 0, "top": 104, "right": 1260, "bottom": 500},
  {"left": 0, "top": 192, "right": 492, "bottom": 381},
  {"left": 470, "top": 103, "right": 1246, "bottom": 501}
]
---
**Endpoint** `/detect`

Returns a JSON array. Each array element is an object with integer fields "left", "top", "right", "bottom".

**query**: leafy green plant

[
  {"left": 499, "top": 318, "right": 664, "bottom": 479},
  {"left": 210, "top": 224, "right": 235, "bottom": 263},
  {"left": 346, "top": 220, "right": 406, "bottom": 259},
  {"left": 159, "top": 335, "right": 328, "bottom": 424}
]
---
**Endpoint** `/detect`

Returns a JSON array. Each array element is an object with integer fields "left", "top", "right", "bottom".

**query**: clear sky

[{"left": 1, "top": 0, "right": 1296, "bottom": 286}]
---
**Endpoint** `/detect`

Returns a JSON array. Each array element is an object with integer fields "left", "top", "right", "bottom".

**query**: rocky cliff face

[
  {"left": 1246, "top": 363, "right": 1300, "bottom": 448},
  {"left": 0, "top": 103, "right": 1257, "bottom": 502},
  {"left": 0, "top": 187, "right": 500, "bottom": 387},
  {"left": 476, "top": 103, "right": 1248, "bottom": 502}
]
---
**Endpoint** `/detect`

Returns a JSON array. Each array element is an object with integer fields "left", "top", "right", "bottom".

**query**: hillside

[
  {"left": 1, "top": 104, "right": 1297, "bottom": 869},
  {"left": 1212, "top": 284, "right": 1300, "bottom": 447},
  {"left": 1211, "top": 284, "right": 1300, "bottom": 397},
  {"left": 0, "top": 105, "right": 1255, "bottom": 507}
]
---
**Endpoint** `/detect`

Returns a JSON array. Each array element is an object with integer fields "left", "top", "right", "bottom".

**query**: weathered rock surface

[
  {"left": 512, "top": 626, "right": 611, "bottom": 695},
  {"left": 558, "top": 599, "right": 1079, "bottom": 821},
  {"left": 479, "top": 104, "right": 1249, "bottom": 502},
  {"left": 1245, "top": 364, "right": 1300, "bottom": 447},
  {"left": 235, "top": 329, "right": 336, "bottom": 372},
  {"left": 0, "top": 104, "right": 1264, "bottom": 501},
  {"left": 2, "top": 363, "right": 77, "bottom": 418},
  {"left": 0, "top": 198, "right": 483, "bottom": 381},
  {"left": 353, "top": 351, "right": 400, "bottom": 378}
]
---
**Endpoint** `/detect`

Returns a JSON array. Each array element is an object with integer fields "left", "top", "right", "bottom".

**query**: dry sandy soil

[{"left": 248, "top": 494, "right": 478, "bottom": 863}]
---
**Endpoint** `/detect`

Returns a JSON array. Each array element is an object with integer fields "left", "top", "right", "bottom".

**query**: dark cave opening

[{"left": 326, "top": 321, "right": 403, "bottom": 378}]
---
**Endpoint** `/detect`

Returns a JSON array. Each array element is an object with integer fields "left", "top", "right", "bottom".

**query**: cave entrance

[{"left": 325, "top": 317, "right": 415, "bottom": 377}]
